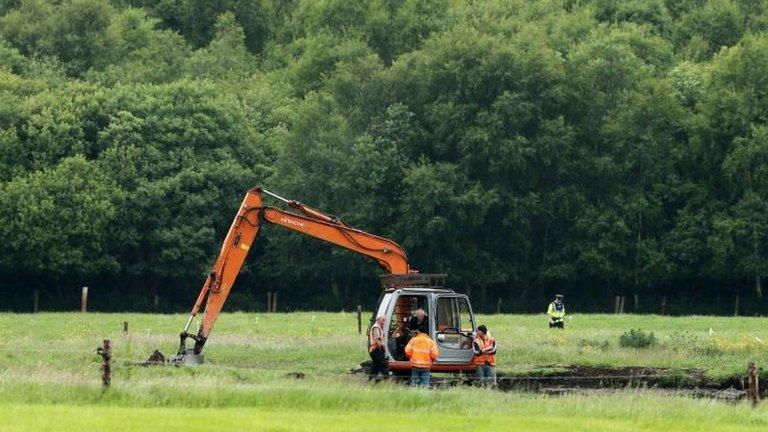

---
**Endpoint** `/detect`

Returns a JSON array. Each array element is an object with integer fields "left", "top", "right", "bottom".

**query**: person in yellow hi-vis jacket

[{"left": 547, "top": 294, "right": 566, "bottom": 329}]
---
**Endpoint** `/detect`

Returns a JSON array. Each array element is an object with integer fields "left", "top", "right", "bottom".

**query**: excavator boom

[{"left": 175, "top": 187, "right": 414, "bottom": 361}]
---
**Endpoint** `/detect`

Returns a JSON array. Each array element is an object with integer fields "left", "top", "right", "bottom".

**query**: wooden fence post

[
  {"left": 734, "top": 292, "right": 740, "bottom": 317},
  {"left": 123, "top": 321, "right": 129, "bottom": 334},
  {"left": 33, "top": 289, "right": 39, "bottom": 313},
  {"left": 96, "top": 339, "right": 111, "bottom": 390},
  {"left": 357, "top": 305, "right": 362, "bottom": 334},
  {"left": 267, "top": 292, "right": 272, "bottom": 313},
  {"left": 748, "top": 361, "right": 760, "bottom": 407},
  {"left": 496, "top": 297, "right": 502, "bottom": 314},
  {"left": 619, "top": 295, "right": 626, "bottom": 314},
  {"left": 81, "top": 286, "right": 88, "bottom": 312},
  {"left": 272, "top": 292, "right": 277, "bottom": 312},
  {"left": 634, "top": 293, "right": 639, "bottom": 311},
  {"left": 661, "top": 296, "right": 667, "bottom": 315},
  {"left": 614, "top": 296, "right": 620, "bottom": 314}
]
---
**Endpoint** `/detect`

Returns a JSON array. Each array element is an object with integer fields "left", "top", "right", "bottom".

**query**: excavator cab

[{"left": 374, "top": 274, "right": 477, "bottom": 373}]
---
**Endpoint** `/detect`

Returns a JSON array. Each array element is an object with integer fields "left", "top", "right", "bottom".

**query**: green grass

[
  {"left": 2, "top": 312, "right": 768, "bottom": 431},
  {"left": 2, "top": 394, "right": 768, "bottom": 432}
]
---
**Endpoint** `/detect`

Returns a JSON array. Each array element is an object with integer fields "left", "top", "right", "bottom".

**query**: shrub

[{"left": 619, "top": 328, "right": 656, "bottom": 348}]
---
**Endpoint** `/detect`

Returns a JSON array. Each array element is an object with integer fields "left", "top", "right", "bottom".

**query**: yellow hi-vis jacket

[
  {"left": 405, "top": 332, "right": 439, "bottom": 369},
  {"left": 547, "top": 301, "right": 565, "bottom": 319}
]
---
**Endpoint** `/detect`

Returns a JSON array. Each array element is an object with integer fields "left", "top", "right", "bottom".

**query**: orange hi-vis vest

[
  {"left": 405, "top": 332, "right": 439, "bottom": 369},
  {"left": 473, "top": 334, "right": 497, "bottom": 366}
]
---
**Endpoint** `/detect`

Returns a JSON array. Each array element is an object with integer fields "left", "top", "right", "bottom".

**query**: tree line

[{"left": 1, "top": 0, "right": 768, "bottom": 315}]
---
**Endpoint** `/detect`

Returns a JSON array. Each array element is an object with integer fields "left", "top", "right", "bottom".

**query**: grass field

[{"left": 2, "top": 312, "right": 768, "bottom": 431}]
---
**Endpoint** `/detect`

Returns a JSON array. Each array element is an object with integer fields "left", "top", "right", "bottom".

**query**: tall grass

[
  {"left": 2, "top": 312, "right": 768, "bottom": 380},
  {"left": 2, "top": 312, "right": 768, "bottom": 430}
]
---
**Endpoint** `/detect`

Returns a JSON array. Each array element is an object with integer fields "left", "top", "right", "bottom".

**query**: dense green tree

[
  {"left": 592, "top": 0, "right": 673, "bottom": 35},
  {"left": 0, "top": 0, "right": 116, "bottom": 76},
  {"left": 711, "top": 194, "right": 768, "bottom": 298},
  {"left": 1, "top": 0, "right": 768, "bottom": 313},
  {"left": 676, "top": 0, "right": 744, "bottom": 59},
  {"left": 184, "top": 12, "right": 257, "bottom": 80},
  {"left": 154, "top": 0, "right": 275, "bottom": 53},
  {"left": 0, "top": 37, "right": 25, "bottom": 73},
  {"left": 93, "top": 8, "right": 191, "bottom": 84},
  {"left": 0, "top": 156, "right": 120, "bottom": 278}
]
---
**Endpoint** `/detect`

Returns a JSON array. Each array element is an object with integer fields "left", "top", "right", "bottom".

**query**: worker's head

[
  {"left": 477, "top": 325, "right": 488, "bottom": 336},
  {"left": 417, "top": 323, "right": 429, "bottom": 334},
  {"left": 414, "top": 308, "right": 426, "bottom": 319},
  {"left": 555, "top": 294, "right": 564, "bottom": 302},
  {"left": 375, "top": 315, "right": 386, "bottom": 325}
]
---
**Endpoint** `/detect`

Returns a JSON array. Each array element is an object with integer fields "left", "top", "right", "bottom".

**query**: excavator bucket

[
  {"left": 142, "top": 349, "right": 204, "bottom": 366},
  {"left": 170, "top": 349, "right": 204, "bottom": 365}
]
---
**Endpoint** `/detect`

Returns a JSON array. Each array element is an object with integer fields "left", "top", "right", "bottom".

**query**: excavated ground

[{"left": 378, "top": 365, "right": 765, "bottom": 402}]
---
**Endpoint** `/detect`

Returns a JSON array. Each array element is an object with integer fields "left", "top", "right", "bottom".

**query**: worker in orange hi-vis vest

[
  {"left": 404, "top": 322, "right": 439, "bottom": 387},
  {"left": 472, "top": 325, "right": 497, "bottom": 387}
]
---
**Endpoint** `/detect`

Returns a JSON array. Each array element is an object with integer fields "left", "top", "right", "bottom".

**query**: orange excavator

[{"left": 172, "top": 187, "right": 478, "bottom": 373}]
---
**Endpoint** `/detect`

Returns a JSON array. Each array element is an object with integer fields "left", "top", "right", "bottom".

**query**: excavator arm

[{"left": 176, "top": 187, "right": 414, "bottom": 359}]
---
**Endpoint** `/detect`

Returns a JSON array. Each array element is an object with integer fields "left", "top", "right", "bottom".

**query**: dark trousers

[
  {"left": 549, "top": 320, "right": 564, "bottom": 329},
  {"left": 369, "top": 347, "right": 389, "bottom": 378}
]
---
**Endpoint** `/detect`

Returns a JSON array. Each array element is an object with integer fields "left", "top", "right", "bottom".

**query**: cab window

[
  {"left": 436, "top": 297, "right": 459, "bottom": 332},
  {"left": 435, "top": 297, "right": 465, "bottom": 349},
  {"left": 458, "top": 297, "right": 474, "bottom": 332}
]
